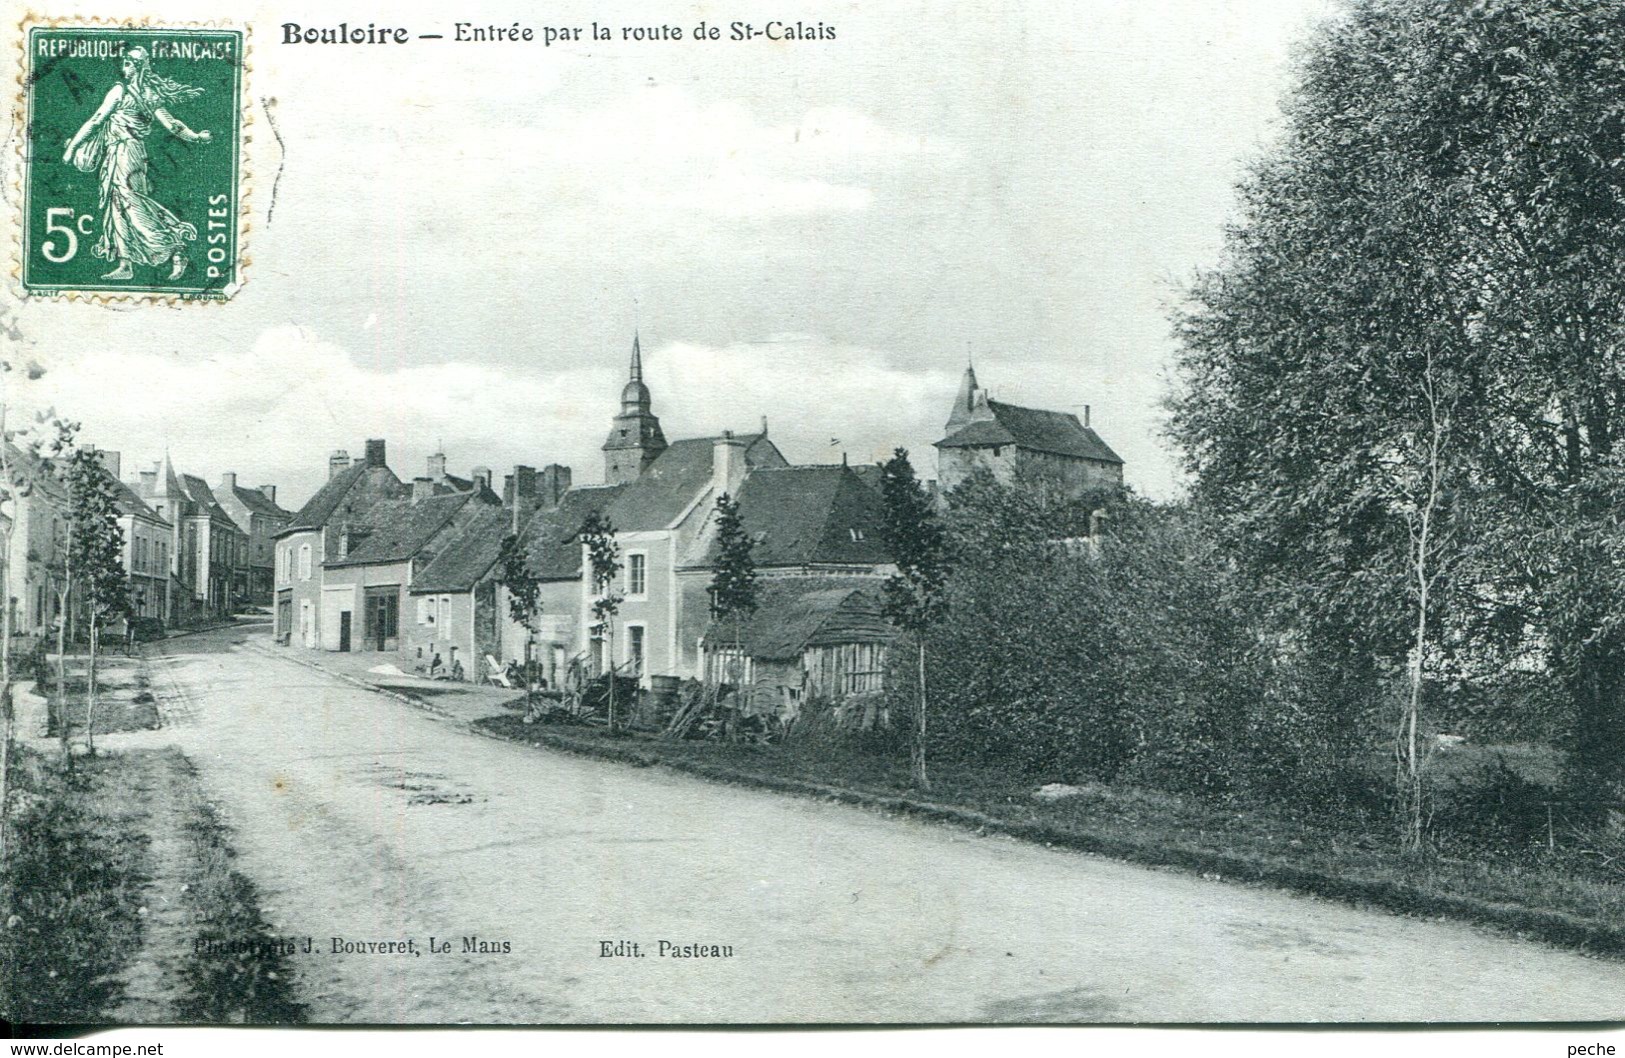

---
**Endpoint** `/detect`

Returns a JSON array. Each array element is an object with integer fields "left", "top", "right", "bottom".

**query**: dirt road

[{"left": 147, "top": 626, "right": 1625, "bottom": 1023}]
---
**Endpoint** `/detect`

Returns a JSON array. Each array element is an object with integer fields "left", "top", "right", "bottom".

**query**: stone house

[
  {"left": 317, "top": 487, "right": 498, "bottom": 656},
  {"left": 589, "top": 430, "right": 788, "bottom": 683},
  {"left": 106, "top": 472, "right": 172, "bottom": 624},
  {"left": 0, "top": 442, "right": 71, "bottom": 640},
  {"left": 406, "top": 471, "right": 611, "bottom": 687},
  {"left": 934, "top": 365, "right": 1124, "bottom": 497},
  {"left": 133, "top": 456, "right": 248, "bottom": 623},
  {"left": 674, "top": 462, "right": 895, "bottom": 680},
  {"left": 272, "top": 440, "right": 404, "bottom": 647},
  {"left": 215, "top": 473, "right": 291, "bottom": 605},
  {"left": 563, "top": 347, "right": 901, "bottom": 686}
]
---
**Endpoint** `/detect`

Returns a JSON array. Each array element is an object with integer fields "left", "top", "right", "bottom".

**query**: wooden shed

[{"left": 700, "top": 580, "right": 895, "bottom": 709}]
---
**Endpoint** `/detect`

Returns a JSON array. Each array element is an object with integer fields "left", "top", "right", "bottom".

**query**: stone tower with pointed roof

[
  {"left": 602, "top": 334, "right": 669, "bottom": 485},
  {"left": 934, "top": 364, "right": 1125, "bottom": 497}
]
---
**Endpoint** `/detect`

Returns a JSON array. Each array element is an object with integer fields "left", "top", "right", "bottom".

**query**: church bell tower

[{"left": 602, "top": 333, "right": 668, "bottom": 484}]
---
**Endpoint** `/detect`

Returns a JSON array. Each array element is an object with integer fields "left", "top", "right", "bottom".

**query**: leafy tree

[
  {"left": 59, "top": 443, "right": 129, "bottom": 755},
  {"left": 496, "top": 532, "right": 542, "bottom": 699},
  {"left": 1169, "top": 0, "right": 1625, "bottom": 813},
  {"left": 708, "top": 492, "right": 758, "bottom": 690},
  {"left": 924, "top": 471, "right": 1277, "bottom": 801},
  {"left": 878, "top": 449, "right": 950, "bottom": 790},
  {"left": 579, "top": 511, "right": 625, "bottom": 734}
]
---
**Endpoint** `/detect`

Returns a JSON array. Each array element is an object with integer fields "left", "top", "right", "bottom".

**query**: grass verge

[
  {"left": 0, "top": 748, "right": 150, "bottom": 1023},
  {"left": 0, "top": 746, "right": 303, "bottom": 1024},
  {"left": 476, "top": 714, "right": 1625, "bottom": 957},
  {"left": 169, "top": 754, "right": 305, "bottom": 1024}
]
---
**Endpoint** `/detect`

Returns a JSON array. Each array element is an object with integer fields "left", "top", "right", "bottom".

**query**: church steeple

[
  {"left": 946, "top": 362, "right": 981, "bottom": 432},
  {"left": 603, "top": 332, "right": 668, "bottom": 484}
]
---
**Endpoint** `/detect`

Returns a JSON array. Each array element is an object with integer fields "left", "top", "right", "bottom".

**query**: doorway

[{"left": 338, "top": 610, "right": 352, "bottom": 652}]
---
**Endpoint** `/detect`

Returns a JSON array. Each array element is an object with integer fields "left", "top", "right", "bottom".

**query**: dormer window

[{"left": 849, "top": 528, "right": 865, "bottom": 542}]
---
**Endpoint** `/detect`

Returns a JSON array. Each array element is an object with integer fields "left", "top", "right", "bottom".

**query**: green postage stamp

[{"left": 18, "top": 22, "right": 246, "bottom": 300}]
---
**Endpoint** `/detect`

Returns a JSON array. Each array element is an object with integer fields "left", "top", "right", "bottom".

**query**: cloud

[
  {"left": 512, "top": 87, "right": 947, "bottom": 217},
  {"left": 646, "top": 337, "right": 958, "bottom": 466},
  {"left": 28, "top": 327, "right": 959, "bottom": 509}
]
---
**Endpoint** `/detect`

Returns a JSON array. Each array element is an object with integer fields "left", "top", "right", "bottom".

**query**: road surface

[{"left": 144, "top": 626, "right": 1625, "bottom": 1023}]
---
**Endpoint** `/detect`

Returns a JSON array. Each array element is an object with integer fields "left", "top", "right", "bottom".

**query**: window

[
  {"left": 848, "top": 528, "right": 865, "bottom": 542},
  {"left": 626, "top": 552, "right": 647, "bottom": 597},
  {"left": 437, "top": 596, "right": 451, "bottom": 633},
  {"left": 417, "top": 597, "right": 431, "bottom": 625},
  {"left": 298, "top": 544, "right": 312, "bottom": 580},
  {"left": 626, "top": 624, "right": 645, "bottom": 676}
]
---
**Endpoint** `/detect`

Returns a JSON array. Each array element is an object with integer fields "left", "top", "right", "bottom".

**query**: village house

[
  {"left": 590, "top": 430, "right": 788, "bottom": 682},
  {"left": 934, "top": 365, "right": 1124, "bottom": 497},
  {"left": 94, "top": 452, "right": 173, "bottom": 624},
  {"left": 0, "top": 443, "right": 70, "bottom": 640},
  {"left": 132, "top": 456, "right": 249, "bottom": 623},
  {"left": 215, "top": 473, "right": 291, "bottom": 606},
  {"left": 273, "top": 440, "right": 405, "bottom": 647},
  {"left": 312, "top": 460, "right": 499, "bottom": 657},
  {"left": 403, "top": 464, "right": 592, "bottom": 684},
  {"left": 677, "top": 462, "right": 895, "bottom": 679},
  {"left": 575, "top": 343, "right": 898, "bottom": 687}
]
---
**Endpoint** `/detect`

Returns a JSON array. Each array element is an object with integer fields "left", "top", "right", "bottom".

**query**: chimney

[
  {"left": 259, "top": 484, "right": 277, "bottom": 504},
  {"left": 220, "top": 471, "right": 237, "bottom": 494},
  {"left": 93, "top": 449, "right": 121, "bottom": 479},
  {"left": 471, "top": 465, "right": 492, "bottom": 492},
  {"left": 712, "top": 431, "right": 748, "bottom": 499},
  {"left": 364, "top": 438, "right": 386, "bottom": 468},
  {"left": 329, "top": 449, "right": 352, "bottom": 479},
  {"left": 139, "top": 469, "right": 157, "bottom": 493},
  {"left": 539, "top": 464, "right": 571, "bottom": 508},
  {"left": 411, "top": 476, "right": 435, "bottom": 503},
  {"left": 513, "top": 465, "right": 538, "bottom": 501},
  {"left": 1083, "top": 404, "right": 1091, "bottom": 428}
]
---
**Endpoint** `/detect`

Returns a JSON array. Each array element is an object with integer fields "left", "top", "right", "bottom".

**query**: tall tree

[
  {"left": 878, "top": 449, "right": 950, "bottom": 790},
  {"left": 1169, "top": 0, "right": 1625, "bottom": 807},
  {"left": 496, "top": 532, "right": 542, "bottom": 700},
  {"left": 708, "top": 492, "right": 758, "bottom": 691},
  {"left": 579, "top": 511, "right": 625, "bottom": 734},
  {"left": 59, "top": 444, "right": 129, "bottom": 756}
]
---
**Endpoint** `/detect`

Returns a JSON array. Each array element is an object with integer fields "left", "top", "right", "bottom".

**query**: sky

[{"left": 5, "top": 0, "right": 1335, "bottom": 512}]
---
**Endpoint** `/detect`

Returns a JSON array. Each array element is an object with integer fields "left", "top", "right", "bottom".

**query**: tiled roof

[
  {"left": 108, "top": 476, "right": 169, "bottom": 526},
  {"left": 326, "top": 491, "right": 480, "bottom": 568},
  {"left": 410, "top": 506, "right": 509, "bottom": 594},
  {"left": 703, "top": 578, "right": 895, "bottom": 660},
  {"left": 226, "top": 483, "right": 291, "bottom": 519},
  {"left": 605, "top": 434, "right": 785, "bottom": 532},
  {"left": 520, "top": 485, "right": 625, "bottom": 581},
  {"left": 937, "top": 400, "right": 1124, "bottom": 464},
  {"left": 284, "top": 463, "right": 390, "bottom": 533},
  {"left": 695, "top": 464, "right": 890, "bottom": 569},
  {"left": 178, "top": 473, "right": 240, "bottom": 526}
]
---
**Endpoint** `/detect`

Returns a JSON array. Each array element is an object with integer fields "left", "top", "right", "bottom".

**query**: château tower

[{"left": 602, "top": 333, "right": 668, "bottom": 484}]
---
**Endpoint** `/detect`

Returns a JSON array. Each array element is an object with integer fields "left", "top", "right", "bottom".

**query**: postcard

[{"left": 3, "top": 0, "right": 1623, "bottom": 1034}]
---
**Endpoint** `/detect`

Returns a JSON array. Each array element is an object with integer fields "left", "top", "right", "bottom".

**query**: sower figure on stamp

[{"left": 61, "top": 46, "right": 212, "bottom": 282}]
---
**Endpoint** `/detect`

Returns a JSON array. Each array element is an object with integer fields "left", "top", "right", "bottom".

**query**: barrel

[{"left": 648, "top": 675, "right": 682, "bottom": 724}]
